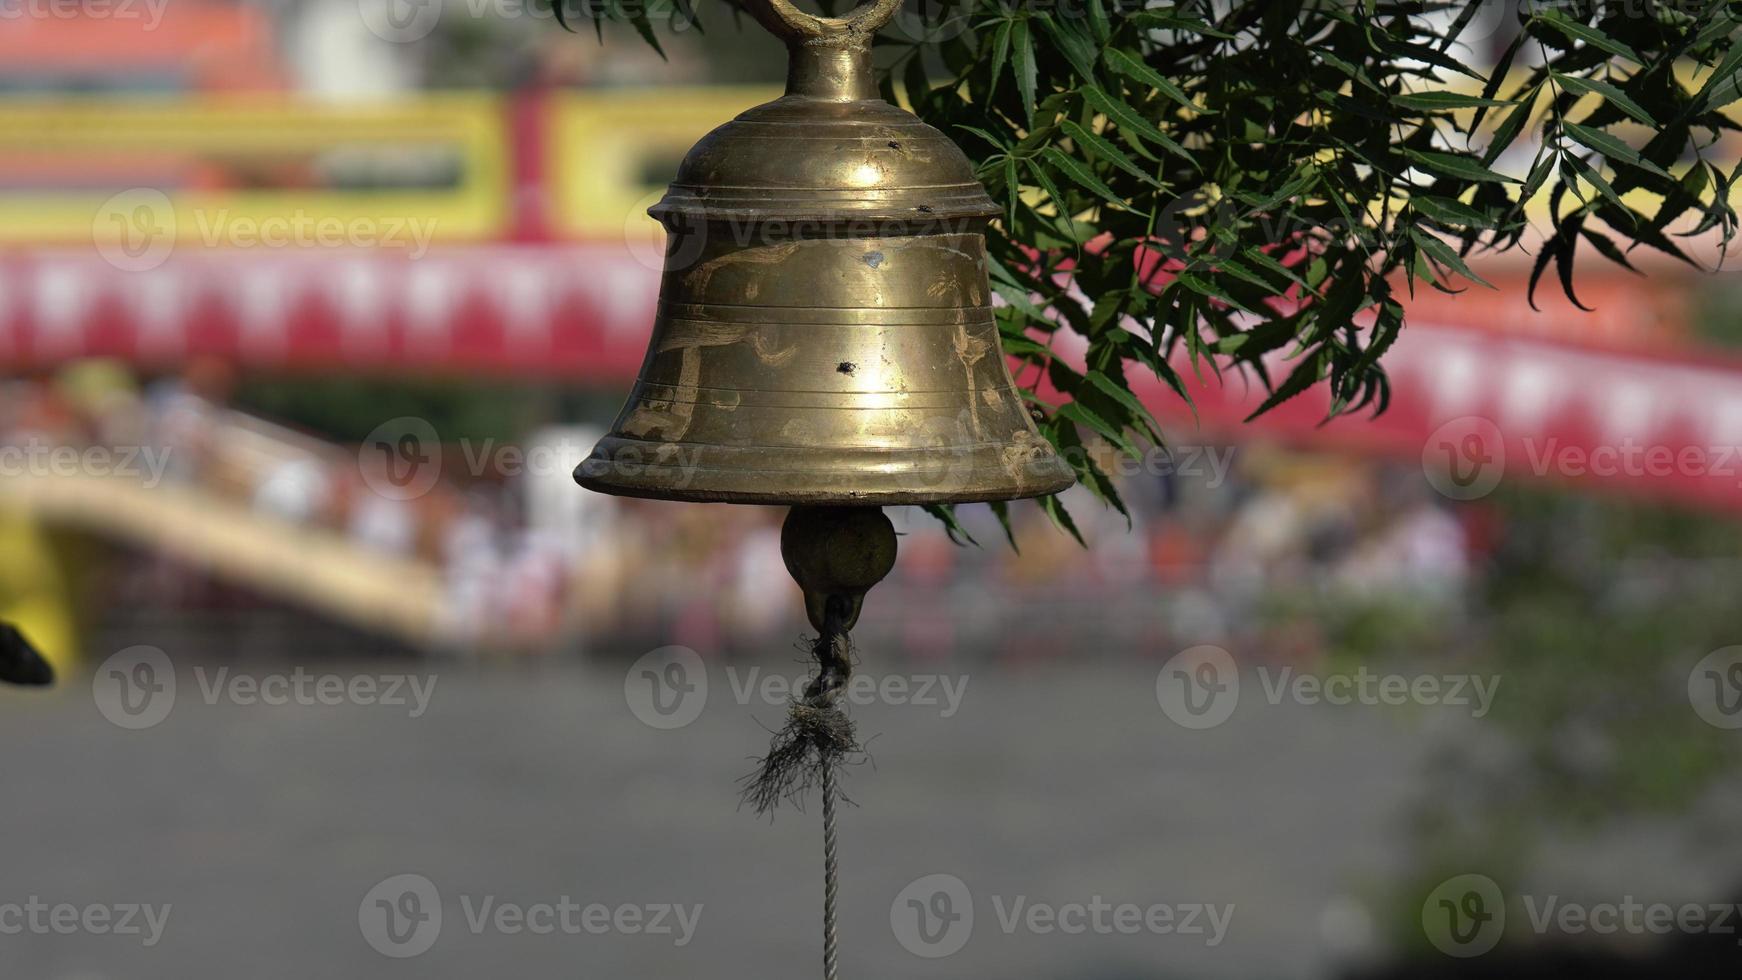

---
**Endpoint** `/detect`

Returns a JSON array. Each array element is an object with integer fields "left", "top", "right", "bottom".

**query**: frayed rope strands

[{"left": 741, "top": 593, "right": 862, "bottom": 980}]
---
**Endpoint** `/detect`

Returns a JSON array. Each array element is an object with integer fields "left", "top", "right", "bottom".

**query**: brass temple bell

[
  {"left": 575, "top": 0, "right": 1072, "bottom": 514},
  {"left": 575, "top": 2, "right": 1074, "bottom": 974}
]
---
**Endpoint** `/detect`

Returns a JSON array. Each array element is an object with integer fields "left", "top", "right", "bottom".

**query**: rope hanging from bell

[
  {"left": 741, "top": 593, "right": 861, "bottom": 815},
  {"left": 740, "top": 506, "right": 897, "bottom": 980}
]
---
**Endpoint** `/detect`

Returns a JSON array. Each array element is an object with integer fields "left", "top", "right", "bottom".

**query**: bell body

[{"left": 576, "top": 22, "right": 1073, "bottom": 505}]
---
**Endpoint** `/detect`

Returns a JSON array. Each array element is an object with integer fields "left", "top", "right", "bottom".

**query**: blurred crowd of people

[{"left": 0, "top": 360, "right": 1481, "bottom": 665}]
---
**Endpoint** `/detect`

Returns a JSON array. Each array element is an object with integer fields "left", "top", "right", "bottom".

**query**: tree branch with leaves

[{"left": 562, "top": 0, "right": 1742, "bottom": 539}]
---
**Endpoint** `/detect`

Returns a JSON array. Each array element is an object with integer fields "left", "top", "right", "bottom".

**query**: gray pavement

[{"left": 0, "top": 657, "right": 1438, "bottom": 979}]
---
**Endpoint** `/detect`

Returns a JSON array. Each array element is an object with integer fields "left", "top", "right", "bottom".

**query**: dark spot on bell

[
  {"left": 862, "top": 251, "right": 884, "bottom": 269},
  {"left": 887, "top": 141, "right": 901, "bottom": 150},
  {"left": 837, "top": 362, "right": 856, "bottom": 375},
  {"left": 917, "top": 205, "right": 934, "bottom": 213}
]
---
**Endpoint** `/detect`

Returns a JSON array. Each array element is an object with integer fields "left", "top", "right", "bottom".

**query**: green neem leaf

[
  {"left": 1317, "top": 50, "right": 1384, "bottom": 94},
  {"left": 1345, "top": 298, "right": 1404, "bottom": 399},
  {"left": 1391, "top": 91, "right": 1511, "bottom": 112},
  {"left": 988, "top": 19, "right": 1012, "bottom": 101},
  {"left": 1536, "top": 9, "right": 1643, "bottom": 65},
  {"left": 991, "top": 280, "right": 1048, "bottom": 319},
  {"left": 1039, "top": 492, "right": 1085, "bottom": 547},
  {"left": 1177, "top": 272, "right": 1258, "bottom": 314},
  {"left": 1058, "top": 400, "right": 1140, "bottom": 459},
  {"left": 1564, "top": 154, "right": 1633, "bottom": 223},
  {"left": 999, "top": 331, "right": 1051, "bottom": 359},
  {"left": 922, "top": 503, "right": 979, "bottom": 546},
  {"left": 1694, "top": 43, "right": 1742, "bottom": 113},
  {"left": 1060, "top": 120, "right": 1162, "bottom": 187},
  {"left": 626, "top": 7, "right": 665, "bottom": 58},
  {"left": 1244, "top": 349, "right": 1325, "bottom": 422},
  {"left": 1104, "top": 48, "right": 1211, "bottom": 114},
  {"left": 1013, "top": 18, "right": 1037, "bottom": 126},
  {"left": 1042, "top": 15, "right": 1101, "bottom": 82},
  {"left": 1215, "top": 258, "right": 1283, "bottom": 293},
  {"left": 1411, "top": 196, "right": 1497, "bottom": 228},
  {"left": 1041, "top": 147, "right": 1129, "bottom": 210},
  {"left": 1580, "top": 225, "right": 1642, "bottom": 275},
  {"left": 1082, "top": 85, "right": 1192, "bottom": 162},
  {"left": 1551, "top": 72, "right": 1656, "bottom": 126},
  {"left": 1129, "top": 9, "right": 1232, "bottom": 38},
  {"left": 1240, "top": 247, "right": 1308, "bottom": 288},
  {"left": 987, "top": 499, "right": 1019, "bottom": 552},
  {"left": 955, "top": 125, "right": 1012, "bottom": 151},
  {"left": 1403, "top": 148, "right": 1518, "bottom": 184},
  {"left": 1410, "top": 227, "right": 1495, "bottom": 288},
  {"left": 1085, "top": 0, "right": 1109, "bottom": 44},
  {"left": 1562, "top": 122, "right": 1671, "bottom": 180},
  {"left": 1024, "top": 155, "right": 1072, "bottom": 215},
  {"left": 1521, "top": 152, "right": 1556, "bottom": 202},
  {"left": 1086, "top": 369, "right": 1164, "bottom": 444},
  {"left": 1482, "top": 82, "right": 1542, "bottom": 165}
]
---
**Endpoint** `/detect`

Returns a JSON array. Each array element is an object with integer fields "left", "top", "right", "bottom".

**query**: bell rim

[{"left": 574, "top": 441, "right": 1076, "bottom": 506}]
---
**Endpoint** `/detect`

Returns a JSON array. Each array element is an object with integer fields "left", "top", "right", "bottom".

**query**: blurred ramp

[{"left": 0, "top": 472, "right": 445, "bottom": 648}]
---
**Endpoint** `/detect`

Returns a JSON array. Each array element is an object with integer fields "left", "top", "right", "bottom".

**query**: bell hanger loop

[
  {"left": 744, "top": 0, "right": 902, "bottom": 47},
  {"left": 743, "top": 0, "right": 900, "bottom": 100}
]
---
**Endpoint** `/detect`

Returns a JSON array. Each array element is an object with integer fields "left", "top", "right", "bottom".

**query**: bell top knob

[{"left": 744, "top": 0, "right": 900, "bottom": 101}]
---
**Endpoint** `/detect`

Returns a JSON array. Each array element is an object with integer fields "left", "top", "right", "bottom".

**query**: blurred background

[{"left": 1, "top": 2, "right": 1741, "bottom": 978}]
